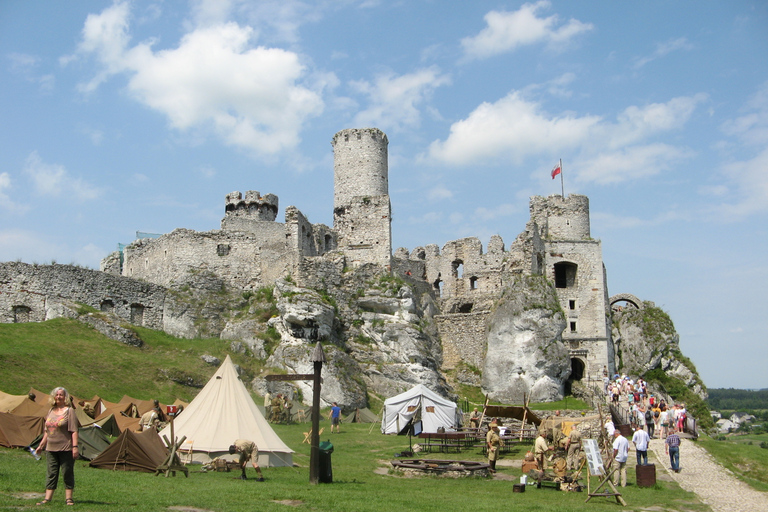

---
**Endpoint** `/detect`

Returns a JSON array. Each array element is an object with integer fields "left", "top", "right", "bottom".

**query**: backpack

[{"left": 645, "top": 410, "right": 652, "bottom": 423}]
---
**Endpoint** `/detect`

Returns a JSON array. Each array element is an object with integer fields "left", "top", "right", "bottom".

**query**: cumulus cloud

[
  {"left": 23, "top": 152, "right": 101, "bottom": 200},
  {"left": 67, "top": 1, "right": 324, "bottom": 156},
  {"left": 425, "top": 91, "right": 601, "bottom": 166},
  {"left": 426, "top": 90, "right": 705, "bottom": 184},
  {"left": 461, "top": 1, "right": 593, "bottom": 60},
  {"left": 350, "top": 67, "right": 451, "bottom": 131}
]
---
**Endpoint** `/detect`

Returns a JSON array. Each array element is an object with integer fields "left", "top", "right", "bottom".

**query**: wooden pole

[{"left": 309, "top": 342, "right": 326, "bottom": 485}]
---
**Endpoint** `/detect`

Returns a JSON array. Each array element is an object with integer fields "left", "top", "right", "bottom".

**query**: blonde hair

[{"left": 48, "top": 387, "right": 70, "bottom": 407}]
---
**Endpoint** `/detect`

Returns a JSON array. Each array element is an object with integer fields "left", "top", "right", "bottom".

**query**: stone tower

[
  {"left": 332, "top": 128, "right": 392, "bottom": 268},
  {"left": 531, "top": 194, "right": 614, "bottom": 383}
]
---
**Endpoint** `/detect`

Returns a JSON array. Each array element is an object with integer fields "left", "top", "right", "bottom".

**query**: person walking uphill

[
  {"left": 612, "top": 429, "right": 629, "bottom": 487},
  {"left": 35, "top": 387, "right": 80, "bottom": 506},
  {"left": 666, "top": 431, "right": 681, "bottom": 473},
  {"left": 229, "top": 440, "right": 265, "bottom": 481}
]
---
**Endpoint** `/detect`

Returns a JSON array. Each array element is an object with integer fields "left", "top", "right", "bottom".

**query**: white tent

[
  {"left": 158, "top": 356, "right": 293, "bottom": 467},
  {"left": 381, "top": 384, "right": 462, "bottom": 434}
]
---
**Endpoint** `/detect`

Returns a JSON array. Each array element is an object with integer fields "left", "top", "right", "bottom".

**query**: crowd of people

[
  {"left": 603, "top": 369, "right": 688, "bottom": 439},
  {"left": 602, "top": 369, "right": 689, "bottom": 486}
]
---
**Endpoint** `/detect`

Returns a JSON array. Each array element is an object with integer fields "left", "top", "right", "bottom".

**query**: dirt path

[{"left": 648, "top": 437, "right": 768, "bottom": 512}]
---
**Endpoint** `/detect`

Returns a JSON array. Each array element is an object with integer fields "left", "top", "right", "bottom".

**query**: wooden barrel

[{"left": 636, "top": 463, "right": 656, "bottom": 487}]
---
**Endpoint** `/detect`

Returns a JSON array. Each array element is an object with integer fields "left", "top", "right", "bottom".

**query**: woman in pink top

[{"left": 34, "top": 387, "right": 80, "bottom": 506}]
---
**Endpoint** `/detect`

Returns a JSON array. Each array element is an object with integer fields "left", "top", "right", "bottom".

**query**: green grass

[
  {"left": 697, "top": 433, "right": 768, "bottom": 492},
  {"left": 0, "top": 319, "right": 261, "bottom": 403},
  {"left": 1, "top": 422, "right": 710, "bottom": 512}
]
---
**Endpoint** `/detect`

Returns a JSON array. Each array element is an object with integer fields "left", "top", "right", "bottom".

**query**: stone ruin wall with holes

[{"left": 0, "top": 261, "right": 169, "bottom": 330}]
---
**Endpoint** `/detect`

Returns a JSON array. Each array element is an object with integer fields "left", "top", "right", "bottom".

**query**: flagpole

[{"left": 559, "top": 158, "right": 565, "bottom": 198}]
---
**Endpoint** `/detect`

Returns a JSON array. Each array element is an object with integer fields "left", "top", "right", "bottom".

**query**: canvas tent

[
  {"left": 381, "top": 384, "right": 462, "bottom": 434},
  {"left": 343, "top": 407, "right": 379, "bottom": 424},
  {"left": 89, "top": 427, "right": 167, "bottom": 472},
  {"left": 157, "top": 355, "right": 294, "bottom": 467},
  {"left": 0, "top": 412, "right": 44, "bottom": 448},
  {"left": 75, "top": 425, "right": 112, "bottom": 461}
]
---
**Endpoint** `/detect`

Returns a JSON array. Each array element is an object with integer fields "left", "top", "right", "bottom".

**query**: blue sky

[{"left": 1, "top": 1, "right": 766, "bottom": 389}]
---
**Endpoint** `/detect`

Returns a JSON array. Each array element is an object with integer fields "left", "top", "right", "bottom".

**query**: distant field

[{"left": 698, "top": 433, "right": 768, "bottom": 492}]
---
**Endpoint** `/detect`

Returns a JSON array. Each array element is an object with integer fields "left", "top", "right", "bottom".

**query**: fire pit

[{"left": 390, "top": 459, "right": 491, "bottom": 478}]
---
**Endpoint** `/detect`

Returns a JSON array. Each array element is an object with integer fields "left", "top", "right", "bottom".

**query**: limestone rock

[{"left": 482, "top": 276, "right": 569, "bottom": 402}]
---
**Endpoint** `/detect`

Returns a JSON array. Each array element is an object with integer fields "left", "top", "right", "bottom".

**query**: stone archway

[
  {"left": 564, "top": 357, "right": 586, "bottom": 396},
  {"left": 609, "top": 293, "right": 643, "bottom": 310}
]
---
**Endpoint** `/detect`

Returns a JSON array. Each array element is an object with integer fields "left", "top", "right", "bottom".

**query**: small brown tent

[
  {"left": 0, "top": 412, "right": 45, "bottom": 448},
  {"left": 89, "top": 427, "right": 167, "bottom": 472}
]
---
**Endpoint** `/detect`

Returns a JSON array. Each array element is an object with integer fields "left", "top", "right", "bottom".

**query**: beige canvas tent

[{"left": 158, "top": 355, "right": 294, "bottom": 467}]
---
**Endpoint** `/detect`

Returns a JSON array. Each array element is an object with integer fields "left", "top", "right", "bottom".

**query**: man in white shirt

[
  {"left": 612, "top": 430, "right": 629, "bottom": 487},
  {"left": 605, "top": 419, "right": 615, "bottom": 437},
  {"left": 632, "top": 425, "right": 650, "bottom": 466}
]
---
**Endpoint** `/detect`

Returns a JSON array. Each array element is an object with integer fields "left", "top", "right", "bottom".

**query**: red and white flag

[{"left": 551, "top": 163, "right": 561, "bottom": 179}]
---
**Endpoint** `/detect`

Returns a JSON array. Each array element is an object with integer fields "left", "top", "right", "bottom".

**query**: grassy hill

[{"left": 0, "top": 318, "right": 262, "bottom": 403}]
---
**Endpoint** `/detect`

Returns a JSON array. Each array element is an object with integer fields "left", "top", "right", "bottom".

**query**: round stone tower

[
  {"left": 332, "top": 128, "right": 389, "bottom": 209},
  {"left": 529, "top": 194, "right": 591, "bottom": 240},
  {"left": 331, "top": 128, "right": 391, "bottom": 268}
]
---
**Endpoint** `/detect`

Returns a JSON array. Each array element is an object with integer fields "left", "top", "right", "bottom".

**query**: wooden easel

[
  {"left": 585, "top": 466, "right": 626, "bottom": 506},
  {"left": 155, "top": 416, "right": 188, "bottom": 477}
]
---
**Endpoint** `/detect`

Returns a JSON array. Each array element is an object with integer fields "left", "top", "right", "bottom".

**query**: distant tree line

[{"left": 707, "top": 388, "right": 768, "bottom": 411}]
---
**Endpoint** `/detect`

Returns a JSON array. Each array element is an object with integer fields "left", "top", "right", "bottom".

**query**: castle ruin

[{"left": 2, "top": 127, "right": 617, "bottom": 396}]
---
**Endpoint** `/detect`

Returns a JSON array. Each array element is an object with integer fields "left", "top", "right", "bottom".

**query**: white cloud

[
  {"left": 23, "top": 152, "right": 101, "bottom": 200},
  {"left": 633, "top": 37, "right": 694, "bottom": 69},
  {"left": 351, "top": 67, "right": 451, "bottom": 131},
  {"left": 474, "top": 203, "right": 516, "bottom": 221},
  {"left": 461, "top": 1, "right": 593, "bottom": 60},
  {"left": 427, "top": 185, "right": 453, "bottom": 201},
  {"left": 426, "top": 91, "right": 704, "bottom": 185},
  {"left": 425, "top": 91, "right": 601, "bottom": 166},
  {"left": 68, "top": 1, "right": 325, "bottom": 156},
  {"left": 7, "top": 52, "right": 55, "bottom": 92},
  {"left": 0, "top": 172, "right": 27, "bottom": 213},
  {"left": 0, "top": 230, "right": 62, "bottom": 264},
  {"left": 713, "top": 82, "right": 768, "bottom": 218},
  {"left": 577, "top": 144, "right": 694, "bottom": 185}
]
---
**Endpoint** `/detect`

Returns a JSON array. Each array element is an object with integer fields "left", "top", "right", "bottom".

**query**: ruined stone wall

[
  {"left": 333, "top": 196, "right": 392, "bottom": 268},
  {"left": 0, "top": 262, "right": 167, "bottom": 330},
  {"left": 222, "top": 190, "right": 279, "bottom": 228},
  {"left": 530, "top": 194, "right": 591, "bottom": 241},
  {"left": 436, "top": 311, "right": 489, "bottom": 371},
  {"left": 122, "top": 227, "right": 287, "bottom": 291}
]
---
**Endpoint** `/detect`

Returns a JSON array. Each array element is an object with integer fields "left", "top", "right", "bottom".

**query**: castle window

[
  {"left": 217, "top": 244, "right": 231, "bottom": 256},
  {"left": 324, "top": 234, "right": 333, "bottom": 251},
  {"left": 570, "top": 321, "right": 577, "bottom": 333},
  {"left": 469, "top": 276, "right": 478, "bottom": 290},
  {"left": 569, "top": 299, "right": 576, "bottom": 310},
  {"left": 130, "top": 304, "right": 145, "bottom": 326},
  {"left": 458, "top": 303, "right": 473, "bottom": 313},
  {"left": 13, "top": 305, "right": 31, "bottom": 323},
  {"left": 452, "top": 260, "right": 464, "bottom": 279},
  {"left": 554, "top": 262, "right": 578, "bottom": 288},
  {"left": 433, "top": 276, "right": 443, "bottom": 298},
  {"left": 100, "top": 300, "right": 114, "bottom": 313}
]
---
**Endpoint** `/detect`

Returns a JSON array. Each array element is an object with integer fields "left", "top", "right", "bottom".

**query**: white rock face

[{"left": 482, "top": 276, "right": 569, "bottom": 403}]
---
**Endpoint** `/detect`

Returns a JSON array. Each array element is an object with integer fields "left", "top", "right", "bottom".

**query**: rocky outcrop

[
  {"left": 612, "top": 303, "right": 707, "bottom": 400},
  {"left": 482, "top": 275, "right": 569, "bottom": 402}
]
